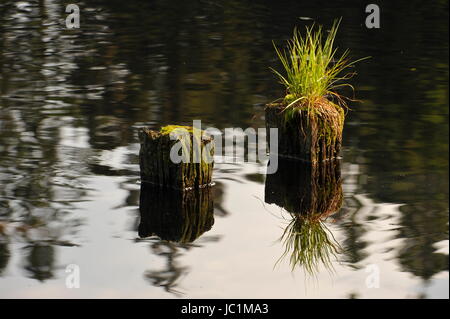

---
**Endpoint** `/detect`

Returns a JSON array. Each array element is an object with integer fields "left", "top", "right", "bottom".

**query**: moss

[
  {"left": 283, "top": 94, "right": 296, "bottom": 105},
  {"left": 160, "top": 125, "right": 196, "bottom": 135}
]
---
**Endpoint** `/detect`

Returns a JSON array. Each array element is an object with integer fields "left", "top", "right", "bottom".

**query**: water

[{"left": 0, "top": 0, "right": 448, "bottom": 298}]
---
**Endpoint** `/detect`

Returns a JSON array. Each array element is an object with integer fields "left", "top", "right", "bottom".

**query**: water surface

[{"left": 0, "top": 0, "right": 448, "bottom": 298}]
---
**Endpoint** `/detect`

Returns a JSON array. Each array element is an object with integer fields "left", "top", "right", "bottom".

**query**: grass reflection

[
  {"left": 266, "top": 159, "right": 343, "bottom": 275},
  {"left": 278, "top": 213, "right": 341, "bottom": 275}
]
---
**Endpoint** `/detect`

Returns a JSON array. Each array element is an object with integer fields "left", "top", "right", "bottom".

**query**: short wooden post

[
  {"left": 139, "top": 126, "right": 214, "bottom": 190},
  {"left": 265, "top": 101, "right": 344, "bottom": 163}
]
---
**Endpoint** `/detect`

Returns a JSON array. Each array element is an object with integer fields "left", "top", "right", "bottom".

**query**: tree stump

[
  {"left": 138, "top": 183, "right": 214, "bottom": 243},
  {"left": 265, "top": 101, "right": 344, "bottom": 163},
  {"left": 139, "top": 126, "right": 214, "bottom": 190},
  {"left": 265, "top": 158, "right": 342, "bottom": 217}
]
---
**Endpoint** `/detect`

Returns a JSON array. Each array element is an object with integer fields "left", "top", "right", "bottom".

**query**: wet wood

[
  {"left": 138, "top": 183, "right": 214, "bottom": 243},
  {"left": 265, "top": 103, "right": 343, "bottom": 162},
  {"left": 265, "top": 158, "right": 342, "bottom": 217},
  {"left": 139, "top": 127, "right": 214, "bottom": 190}
]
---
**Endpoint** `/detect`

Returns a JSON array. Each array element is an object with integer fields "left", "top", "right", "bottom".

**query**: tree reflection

[
  {"left": 342, "top": 0, "right": 449, "bottom": 284},
  {"left": 23, "top": 244, "right": 55, "bottom": 281},
  {"left": 0, "top": 241, "right": 10, "bottom": 276},
  {"left": 144, "top": 241, "right": 190, "bottom": 296}
]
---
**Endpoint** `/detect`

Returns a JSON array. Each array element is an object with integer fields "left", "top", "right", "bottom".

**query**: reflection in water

[
  {"left": 138, "top": 183, "right": 214, "bottom": 243},
  {"left": 138, "top": 183, "right": 215, "bottom": 295},
  {"left": 279, "top": 216, "right": 340, "bottom": 275},
  {"left": 265, "top": 159, "right": 343, "bottom": 274},
  {"left": 211, "top": 181, "right": 230, "bottom": 217},
  {"left": 144, "top": 241, "right": 190, "bottom": 296},
  {"left": 0, "top": 216, "right": 81, "bottom": 282},
  {"left": 24, "top": 244, "right": 55, "bottom": 281},
  {"left": 0, "top": 241, "right": 10, "bottom": 276},
  {"left": 266, "top": 160, "right": 343, "bottom": 215}
]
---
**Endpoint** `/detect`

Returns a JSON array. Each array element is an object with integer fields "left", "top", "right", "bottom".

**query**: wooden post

[
  {"left": 138, "top": 183, "right": 214, "bottom": 243},
  {"left": 139, "top": 126, "right": 214, "bottom": 190},
  {"left": 265, "top": 101, "right": 344, "bottom": 163}
]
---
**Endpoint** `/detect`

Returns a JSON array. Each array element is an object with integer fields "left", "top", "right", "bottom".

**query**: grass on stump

[{"left": 271, "top": 18, "right": 368, "bottom": 144}]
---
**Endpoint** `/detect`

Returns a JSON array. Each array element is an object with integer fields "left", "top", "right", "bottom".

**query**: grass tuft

[{"left": 271, "top": 18, "right": 368, "bottom": 115}]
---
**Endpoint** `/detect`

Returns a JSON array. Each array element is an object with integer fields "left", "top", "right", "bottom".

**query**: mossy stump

[
  {"left": 265, "top": 158, "right": 342, "bottom": 217},
  {"left": 138, "top": 183, "right": 214, "bottom": 243},
  {"left": 139, "top": 126, "right": 214, "bottom": 190},
  {"left": 265, "top": 100, "right": 344, "bottom": 163}
]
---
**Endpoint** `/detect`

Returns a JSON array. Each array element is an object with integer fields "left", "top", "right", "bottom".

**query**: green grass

[{"left": 271, "top": 18, "right": 368, "bottom": 112}]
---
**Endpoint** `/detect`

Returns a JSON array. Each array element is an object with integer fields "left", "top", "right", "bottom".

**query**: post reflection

[
  {"left": 23, "top": 244, "right": 55, "bottom": 281},
  {"left": 138, "top": 183, "right": 214, "bottom": 243},
  {"left": 138, "top": 183, "right": 215, "bottom": 295},
  {"left": 265, "top": 159, "right": 343, "bottom": 275},
  {"left": 0, "top": 241, "right": 10, "bottom": 277}
]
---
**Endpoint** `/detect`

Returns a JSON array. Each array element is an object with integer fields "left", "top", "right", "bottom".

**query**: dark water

[{"left": 0, "top": 0, "right": 448, "bottom": 298}]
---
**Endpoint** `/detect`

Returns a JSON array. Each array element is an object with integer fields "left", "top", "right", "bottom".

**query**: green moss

[
  {"left": 283, "top": 94, "right": 296, "bottom": 105},
  {"left": 160, "top": 125, "right": 196, "bottom": 135},
  {"left": 314, "top": 103, "right": 345, "bottom": 147}
]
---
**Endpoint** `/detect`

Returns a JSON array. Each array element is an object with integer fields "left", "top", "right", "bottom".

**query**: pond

[{"left": 0, "top": 0, "right": 448, "bottom": 298}]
